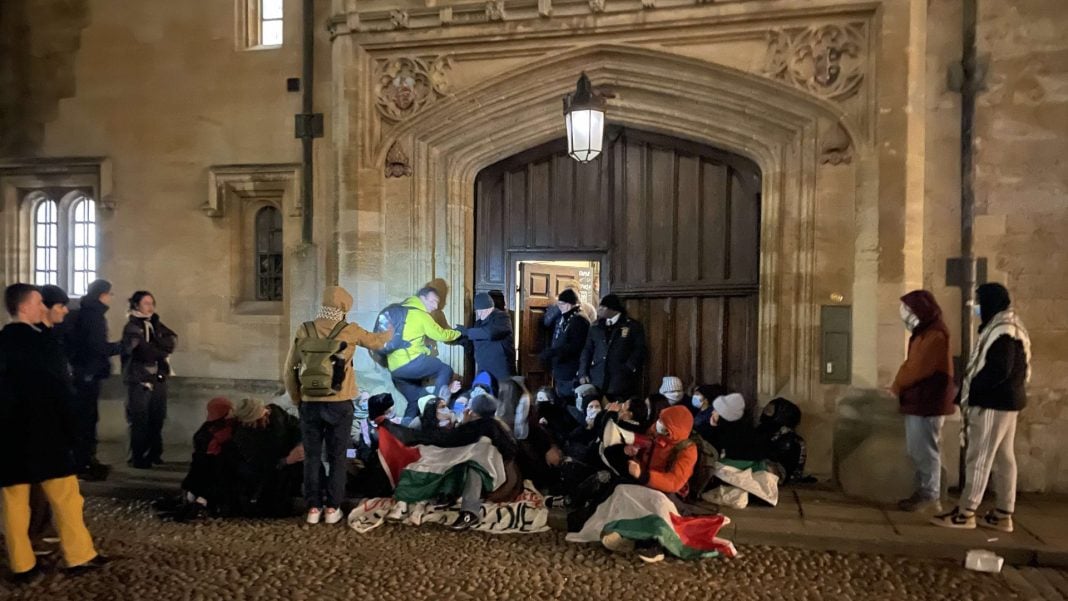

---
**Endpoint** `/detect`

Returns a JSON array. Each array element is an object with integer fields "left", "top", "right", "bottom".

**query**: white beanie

[
  {"left": 712, "top": 393, "right": 746, "bottom": 423},
  {"left": 417, "top": 394, "right": 438, "bottom": 415},
  {"left": 659, "top": 376, "right": 684, "bottom": 403}
]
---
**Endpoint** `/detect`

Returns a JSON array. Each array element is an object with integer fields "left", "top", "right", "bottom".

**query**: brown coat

[
  {"left": 283, "top": 286, "right": 391, "bottom": 404},
  {"left": 891, "top": 291, "right": 956, "bottom": 417}
]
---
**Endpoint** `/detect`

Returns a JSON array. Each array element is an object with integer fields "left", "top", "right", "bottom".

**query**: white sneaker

[
  {"left": 324, "top": 507, "right": 343, "bottom": 525},
  {"left": 601, "top": 532, "right": 635, "bottom": 554},
  {"left": 306, "top": 508, "right": 322, "bottom": 525}
]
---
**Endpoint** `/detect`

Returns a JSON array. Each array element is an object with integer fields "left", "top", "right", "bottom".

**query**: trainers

[
  {"left": 544, "top": 495, "right": 569, "bottom": 509},
  {"left": 601, "top": 532, "right": 635, "bottom": 554},
  {"left": 637, "top": 545, "right": 665, "bottom": 564},
  {"left": 449, "top": 510, "right": 480, "bottom": 531},
  {"left": 897, "top": 494, "right": 943, "bottom": 513},
  {"left": 65, "top": 555, "right": 112, "bottom": 576},
  {"left": 979, "top": 510, "right": 1014, "bottom": 533},
  {"left": 930, "top": 507, "right": 976, "bottom": 529},
  {"left": 306, "top": 508, "right": 322, "bottom": 525},
  {"left": 9, "top": 566, "right": 45, "bottom": 586},
  {"left": 323, "top": 507, "right": 343, "bottom": 525}
]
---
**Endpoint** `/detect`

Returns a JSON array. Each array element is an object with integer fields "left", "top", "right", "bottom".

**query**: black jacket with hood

[{"left": 965, "top": 284, "right": 1029, "bottom": 411}]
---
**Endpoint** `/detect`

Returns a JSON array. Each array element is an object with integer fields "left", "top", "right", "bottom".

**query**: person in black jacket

[
  {"left": 933, "top": 283, "right": 1031, "bottom": 533},
  {"left": 122, "top": 291, "right": 178, "bottom": 469},
  {"left": 0, "top": 284, "right": 106, "bottom": 584},
  {"left": 458, "top": 292, "right": 515, "bottom": 381},
  {"left": 540, "top": 289, "right": 590, "bottom": 401},
  {"left": 63, "top": 279, "right": 122, "bottom": 479},
  {"left": 229, "top": 398, "right": 304, "bottom": 518},
  {"left": 578, "top": 294, "right": 647, "bottom": 400}
]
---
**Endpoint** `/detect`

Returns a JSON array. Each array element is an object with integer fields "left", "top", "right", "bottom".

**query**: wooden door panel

[{"left": 519, "top": 263, "right": 583, "bottom": 391}]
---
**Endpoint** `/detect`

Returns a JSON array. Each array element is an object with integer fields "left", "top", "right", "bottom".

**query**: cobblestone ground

[{"left": 0, "top": 498, "right": 1031, "bottom": 601}]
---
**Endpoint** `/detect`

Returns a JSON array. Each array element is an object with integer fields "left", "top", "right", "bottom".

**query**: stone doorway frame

[{"left": 366, "top": 44, "right": 867, "bottom": 402}]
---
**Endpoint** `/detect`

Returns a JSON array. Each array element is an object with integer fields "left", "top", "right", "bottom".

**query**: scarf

[
  {"left": 960, "top": 309, "right": 1031, "bottom": 407},
  {"left": 130, "top": 310, "right": 154, "bottom": 341},
  {"left": 206, "top": 419, "right": 235, "bottom": 456},
  {"left": 316, "top": 305, "right": 346, "bottom": 323}
]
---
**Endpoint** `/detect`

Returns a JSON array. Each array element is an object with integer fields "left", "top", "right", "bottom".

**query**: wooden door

[{"left": 518, "top": 263, "right": 582, "bottom": 391}]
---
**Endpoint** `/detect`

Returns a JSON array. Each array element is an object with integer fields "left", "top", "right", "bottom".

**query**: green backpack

[{"left": 295, "top": 321, "right": 349, "bottom": 397}]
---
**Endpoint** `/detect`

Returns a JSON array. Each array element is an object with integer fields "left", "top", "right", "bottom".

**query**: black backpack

[{"left": 367, "top": 303, "right": 409, "bottom": 368}]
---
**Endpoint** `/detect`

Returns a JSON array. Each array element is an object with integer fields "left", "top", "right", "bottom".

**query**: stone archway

[{"left": 371, "top": 43, "right": 867, "bottom": 403}]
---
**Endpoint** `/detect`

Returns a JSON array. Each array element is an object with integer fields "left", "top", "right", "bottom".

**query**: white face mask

[
  {"left": 536, "top": 392, "right": 550, "bottom": 403},
  {"left": 691, "top": 394, "right": 705, "bottom": 409},
  {"left": 655, "top": 421, "right": 668, "bottom": 436},
  {"left": 665, "top": 392, "right": 683, "bottom": 403},
  {"left": 586, "top": 405, "right": 601, "bottom": 421},
  {"left": 576, "top": 397, "right": 585, "bottom": 410},
  {"left": 973, "top": 304, "right": 982, "bottom": 318},
  {"left": 899, "top": 303, "right": 920, "bottom": 332},
  {"left": 436, "top": 409, "right": 453, "bottom": 425}
]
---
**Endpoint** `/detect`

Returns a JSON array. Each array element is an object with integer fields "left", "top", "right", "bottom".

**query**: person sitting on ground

[
  {"left": 347, "top": 394, "right": 398, "bottom": 499},
  {"left": 411, "top": 395, "right": 455, "bottom": 433},
  {"left": 229, "top": 398, "right": 304, "bottom": 518},
  {"left": 689, "top": 383, "right": 729, "bottom": 417},
  {"left": 533, "top": 386, "right": 579, "bottom": 446},
  {"left": 694, "top": 393, "right": 766, "bottom": 461},
  {"left": 499, "top": 379, "right": 563, "bottom": 493},
  {"left": 163, "top": 397, "right": 237, "bottom": 520},
  {"left": 659, "top": 376, "right": 688, "bottom": 407},
  {"left": 646, "top": 393, "right": 671, "bottom": 425}
]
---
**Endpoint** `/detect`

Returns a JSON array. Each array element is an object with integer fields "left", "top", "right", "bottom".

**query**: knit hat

[
  {"left": 557, "top": 289, "right": 579, "bottom": 305},
  {"left": 86, "top": 279, "right": 112, "bottom": 301},
  {"left": 206, "top": 397, "right": 234, "bottom": 421},
  {"left": 712, "top": 393, "right": 746, "bottom": 423},
  {"left": 368, "top": 393, "right": 395, "bottom": 421},
  {"left": 470, "top": 394, "right": 499, "bottom": 418},
  {"left": 574, "top": 383, "right": 599, "bottom": 403},
  {"left": 234, "top": 398, "right": 266, "bottom": 424},
  {"left": 473, "top": 293, "right": 494, "bottom": 311},
  {"left": 599, "top": 294, "right": 625, "bottom": 314},
  {"left": 417, "top": 394, "right": 438, "bottom": 415},
  {"left": 473, "top": 371, "right": 498, "bottom": 396},
  {"left": 321, "top": 286, "right": 354, "bottom": 312},
  {"left": 40, "top": 285, "right": 70, "bottom": 308},
  {"left": 659, "top": 376, "right": 684, "bottom": 402}
]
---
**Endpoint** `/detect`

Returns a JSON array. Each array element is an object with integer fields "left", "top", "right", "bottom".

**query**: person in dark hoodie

[
  {"left": 540, "top": 289, "right": 590, "bottom": 401},
  {"left": 890, "top": 290, "right": 956, "bottom": 513},
  {"left": 932, "top": 283, "right": 1031, "bottom": 533},
  {"left": 457, "top": 292, "right": 515, "bottom": 382},
  {"left": 122, "top": 290, "right": 178, "bottom": 469},
  {"left": 64, "top": 279, "right": 122, "bottom": 480},
  {"left": 0, "top": 284, "right": 107, "bottom": 585},
  {"left": 578, "top": 294, "right": 647, "bottom": 401}
]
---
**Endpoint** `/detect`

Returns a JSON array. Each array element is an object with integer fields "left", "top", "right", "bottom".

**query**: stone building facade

[{"left": 0, "top": 0, "right": 1065, "bottom": 493}]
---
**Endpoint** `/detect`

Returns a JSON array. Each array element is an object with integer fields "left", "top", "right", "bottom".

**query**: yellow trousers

[{"left": 1, "top": 476, "right": 97, "bottom": 574}]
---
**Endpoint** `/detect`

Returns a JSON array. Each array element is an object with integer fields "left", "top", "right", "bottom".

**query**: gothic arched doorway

[{"left": 474, "top": 127, "right": 761, "bottom": 398}]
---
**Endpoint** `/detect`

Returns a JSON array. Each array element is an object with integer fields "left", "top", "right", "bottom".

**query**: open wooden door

[{"left": 518, "top": 262, "right": 582, "bottom": 392}]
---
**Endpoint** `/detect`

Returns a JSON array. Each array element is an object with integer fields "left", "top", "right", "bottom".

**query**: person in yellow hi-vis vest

[{"left": 0, "top": 284, "right": 108, "bottom": 586}]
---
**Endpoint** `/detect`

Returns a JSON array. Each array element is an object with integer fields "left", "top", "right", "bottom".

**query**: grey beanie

[
  {"left": 470, "top": 394, "right": 500, "bottom": 418},
  {"left": 473, "top": 293, "right": 494, "bottom": 311}
]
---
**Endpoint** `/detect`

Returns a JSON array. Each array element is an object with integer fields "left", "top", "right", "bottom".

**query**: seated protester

[
  {"left": 499, "top": 379, "right": 562, "bottom": 493},
  {"left": 408, "top": 394, "right": 441, "bottom": 431},
  {"left": 419, "top": 396, "right": 455, "bottom": 434},
  {"left": 229, "top": 398, "right": 304, "bottom": 518},
  {"left": 608, "top": 397, "right": 651, "bottom": 434},
  {"left": 695, "top": 393, "right": 766, "bottom": 462},
  {"left": 382, "top": 394, "right": 519, "bottom": 531},
  {"left": 569, "top": 383, "right": 600, "bottom": 425},
  {"left": 169, "top": 397, "right": 236, "bottom": 519},
  {"left": 646, "top": 393, "right": 671, "bottom": 425},
  {"left": 659, "top": 376, "right": 688, "bottom": 408},
  {"left": 348, "top": 394, "right": 397, "bottom": 499},
  {"left": 563, "top": 396, "right": 604, "bottom": 461},
  {"left": 472, "top": 370, "right": 499, "bottom": 398},
  {"left": 689, "top": 384, "right": 729, "bottom": 417},
  {"left": 756, "top": 397, "right": 809, "bottom": 484}
]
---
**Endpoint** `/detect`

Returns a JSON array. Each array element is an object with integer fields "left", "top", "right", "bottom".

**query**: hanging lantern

[{"left": 563, "top": 72, "right": 606, "bottom": 163}]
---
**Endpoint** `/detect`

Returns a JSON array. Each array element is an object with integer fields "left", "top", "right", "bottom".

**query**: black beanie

[
  {"left": 599, "top": 294, "right": 625, "bottom": 314},
  {"left": 40, "top": 285, "right": 70, "bottom": 308},
  {"left": 368, "top": 393, "right": 395, "bottom": 421},
  {"left": 557, "top": 289, "right": 579, "bottom": 305},
  {"left": 86, "top": 279, "right": 112, "bottom": 301}
]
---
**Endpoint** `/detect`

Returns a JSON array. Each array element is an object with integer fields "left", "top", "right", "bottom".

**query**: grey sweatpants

[{"left": 958, "top": 405, "right": 1018, "bottom": 513}]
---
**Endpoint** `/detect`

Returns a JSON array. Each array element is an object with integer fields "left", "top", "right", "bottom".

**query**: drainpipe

[
  {"left": 956, "top": 0, "right": 981, "bottom": 491},
  {"left": 297, "top": 0, "right": 323, "bottom": 244}
]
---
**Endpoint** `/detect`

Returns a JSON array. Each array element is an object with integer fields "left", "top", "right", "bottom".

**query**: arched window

[
  {"left": 34, "top": 199, "right": 59, "bottom": 286},
  {"left": 71, "top": 197, "right": 97, "bottom": 296},
  {"left": 255, "top": 206, "right": 283, "bottom": 301}
]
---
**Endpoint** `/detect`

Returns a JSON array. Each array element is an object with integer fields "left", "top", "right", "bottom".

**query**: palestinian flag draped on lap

[{"left": 377, "top": 424, "right": 507, "bottom": 503}]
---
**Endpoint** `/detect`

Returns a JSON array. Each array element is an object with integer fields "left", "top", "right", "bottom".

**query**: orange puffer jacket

[{"left": 640, "top": 405, "right": 697, "bottom": 494}]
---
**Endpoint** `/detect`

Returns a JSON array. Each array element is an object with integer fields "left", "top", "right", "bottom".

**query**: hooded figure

[
  {"left": 634, "top": 406, "right": 697, "bottom": 495},
  {"left": 891, "top": 290, "right": 956, "bottom": 417}
]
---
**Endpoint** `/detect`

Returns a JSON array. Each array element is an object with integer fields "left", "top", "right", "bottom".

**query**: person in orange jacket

[{"left": 626, "top": 405, "right": 697, "bottom": 496}]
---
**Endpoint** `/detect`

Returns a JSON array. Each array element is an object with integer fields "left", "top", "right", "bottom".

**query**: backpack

[
  {"left": 295, "top": 321, "right": 349, "bottom": 397},
  {"left": 367, "top": 303, "right": 410, "bottom": 368},
  {"left": 670, "top": 435, "right": 719, "bottom": 502},
  {"left": 767, "top": 427, "right": 807, "bottom": 483}
]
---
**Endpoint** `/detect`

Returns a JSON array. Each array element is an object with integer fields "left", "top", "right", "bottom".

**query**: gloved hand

[{"left": 454, "top": 325, "right": 468, "bottom": 335}]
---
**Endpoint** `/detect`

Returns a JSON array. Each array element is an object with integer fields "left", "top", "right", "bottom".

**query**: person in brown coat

[{"left": 890, "top": 290, "right": 956, "bottom": 512}]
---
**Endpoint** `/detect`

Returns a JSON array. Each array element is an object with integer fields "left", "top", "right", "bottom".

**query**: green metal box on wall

[{"left": 821, "top": 305, "right": 851, "bottom": 384}]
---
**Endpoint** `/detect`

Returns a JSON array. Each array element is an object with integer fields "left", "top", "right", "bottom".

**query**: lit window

[
  {"left": 34, "top": 199, "right": 59, "bottom": 287},
  {"left": 28, "top": 191, "right": 98, "bottom": 296},
  {"left": 261, "top": 0, "right": 284, "bottom": 47},
  {"left": 255, "top": 206, "right": 283, "bottom": 301},
  {"left": 71, "top": 197, "right": 97, "bottom": 296}
]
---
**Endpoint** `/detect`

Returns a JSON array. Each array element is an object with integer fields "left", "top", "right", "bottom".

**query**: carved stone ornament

[
  {"left": 485, "top": 0, "right": 505, "bottom": 21},
  {"left": 385, "top": 141, "right": 413, "bottom": 178},
  {"left": 390, "top": 10, "right": 409, "bottom": 29},
  {"left": 374, "top": 56, "right": 452, "bottom": 123},
  {"left": 820, "top": 122, "right": 853, "bottom": 165},
  {"left": 764, "top": 23, "right": 866, "bottom": 101},
  {"left": 589, "top": 0, "right": 606, "bottom": 13}
]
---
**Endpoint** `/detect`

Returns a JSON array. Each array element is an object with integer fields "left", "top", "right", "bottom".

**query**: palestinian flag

[
  {"left": 377, "top": 426, "right": 508, "bottom": 503},
  {"left": 566, "top": 484, "right": 737, "bottom": 560},
  {"left": 713, "top": 458, "right": 779, "bottom": 506}
]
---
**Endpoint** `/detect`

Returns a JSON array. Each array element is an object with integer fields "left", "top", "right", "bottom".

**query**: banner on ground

[{"left": 708, "top": 459, "right": 779, "bottom": 507}]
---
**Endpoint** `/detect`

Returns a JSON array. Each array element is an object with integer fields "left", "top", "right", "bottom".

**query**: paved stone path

[{"left": 1, "top": 497, "right": 1053, "bottom": 601}]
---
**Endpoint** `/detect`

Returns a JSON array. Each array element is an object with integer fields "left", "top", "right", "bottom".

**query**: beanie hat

[
  {"left": 234, "top": 398, "right": 266, "bottom": 424},
  {"left": 659, "top": 376, "right": 684, "bottom": 402},
  {"left": 417, "top": 394, "right": 438, "bottom": 415},
  {"left": 574, "top": 383, "right": 599, "bottom": 403},
  {"left": 40, "top": 285, "right": 70, "bottom": 308},
  {"left": 712, "top": 393, "right": 746, "bottom": 423},
  {"left": 599, "top": 294, "right": 625, "bottom": 314},
  {"left": 470, "top": 394, "right": 499, "bottom": 418},
  {"left": 473, "top": 293, "right": 494, "bottom": 311},
  {"left": 86, "top": 279, "right": 112, "bottom": 301},
  {"left": 557, "top": 289, "right": 579, "bottom": 305},
  {"left": 206, "top": 397, "right": 234, "bottom": 422},
  {"left": 368, "top": 393, "right": 395, "bottom": 421},
  {"left": 473, "top": 371, "right": 498, "bottom": 396}
]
